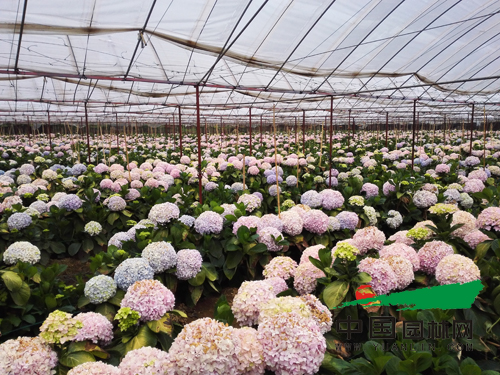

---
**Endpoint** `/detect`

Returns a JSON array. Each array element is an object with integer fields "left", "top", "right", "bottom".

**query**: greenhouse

[{"left": 1, "top": 0, "right": 500, "bottom": 374}]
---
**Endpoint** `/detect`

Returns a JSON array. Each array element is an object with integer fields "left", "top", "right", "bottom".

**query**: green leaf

[
  {"left": 82, "top": 238, "right": 94, "bottom": 253},
  {"left": 96, "top": 302, "right": 116, "bottom": 321},
  {"left": 107, "top": 212, "right": 119, "bottom": 225},
  {"left": 50, "top": 241, "right": 66, "bottom": 254},
  {"left": 59, "top": 352, "right": 95, "bottom": 368},
  {"left": 323, "top": 280, "right": 349, "bottom": 309},
  {"left": 122, "top": 210, "right": 133, "bottom": 217},
  {"left": 188, "top": 269, "right": 206, "bottom": 287},
  {"left": 43, "top": 294, "right": 57, "bottom": 309},
  {"left": 68, "top": 242, "right": 81, "bottom": 256},
  {"left": 202, "top": 263, "right": 218, "bottom": 282},
  {"left": 1, "top": 271, "right": 23, "bottom": 292},
  {"left": 146, "top": 313, "right": 173, "bottom": 335},
  {"left": 189, "top": 285, "right": 203, "bottom": 305},
  {"left": 11, "top": 282, "right": 30, "bottom": 306},
  {"left": 494, "top": 294, "right": 500, "bottom": 315},
  {"left": 124, "top": 325, "right": 157, "bottom": 354},
  {"left": 353, "top": 272, "right": 372, "bottom": 285},
  {"left": 225, "top": 251, "right": 243, "bottom": 269},
  {"left": 171, "top": 309, "right": 187, "bottom": 318},
  {"left": 107, "top": 289, "right": 125, "bottom": 307},
  {"left": 318, "top": 247, "right": 333, "bottom": 267},
  {"left": 77, "top": 296, "right": 91, "bottom": 309},
  {"left": 475, "top": 242, "right": 490, "bottom": 261}
]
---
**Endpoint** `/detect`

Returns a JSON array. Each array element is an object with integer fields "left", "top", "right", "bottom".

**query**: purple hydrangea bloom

[
  {"left": 175, "top": 249, "right": 203, "bottom": 280},
  {"left": 7, "top": 212, "right": 32, "bottom": 230},
  {"left": 121, "top": 279, "right": 175, "bottom": 321},
  {"left": 114, "top": 258, "right": 154, "bottom": 291},
  {"left": 336, "top": 211, "right": 359, "bottom": 230},
  {"left": 194, "top": 211, "right": 224, "bottom": 235}
]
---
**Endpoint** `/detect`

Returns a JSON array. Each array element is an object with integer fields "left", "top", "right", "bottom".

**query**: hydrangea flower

[
  {"left": 84, "top": 275, "right": 117, "bottom": 304},
  {"left": 450, "top": 211, "right": 476, "bottom": 238},
  {"left": 336, "top": 211, "right": 359, "bottom": 230},
  {"left": 0, "top": 336, "right": 58, "bottom": 375},
  {"left": 332, "top": 240, "right": 359, "bottom": 261},
  {"left": 39, "top": 310, "right": 83, "bottom": 344},
  {"left": 148, "top": 202, "right": 180, "bottom": 224},
  {"left": 293, "top": 262, "right": 325, "bottom": 295},
  {"left": 3, "top": 241, "right": 40, "bottom": 264},
  {"left": 232, "top": 280, "right": 276, "bottom": 326},
  {"left": 383, "top": 255, "right": 414, "bottom": 290},
  {"left": 194, "top": 211, "right": 224, "bottom": 235},
  {"left": 300, "top": 190, "right": 322, "bottom": 208},
  {"left": 238, "top": 194, "right": 262, "bottom": 212},
  {"left": 413, "top": 190, "right": 438, "bottom": 208},
  {"left": 319, "top": 189, "right": 344, "bottom": 210},
  {"left": 115, "top": 307, "right": 141, "bottom": 331},
  {"left": 179, "top": 214, "right": 195, "bottom": 227},
  {"left": 107, "top": 196, "right": 127, "bottom": 211},
  {"left": 258, "top": 296, "right": 311, "bottom": 325},
  {"left": 380, "top": 243, "right": 420, "bottom": 272},
  {"left": 280, "top": 210, "right": 303, "bottom": 236},
  {"left": 7, "top": 212, "right": 32, "bottom": 230},
  {"left": 119, "top": 346, "right": 170, "bottom": 375},
  {"left": 407, "top": 227, "right": 431, "bottom": 241},
  {"left": 67, "top": 362, "right": 120, "bottom": 375},
  {"left": 121, "top": 279, "right": 175, "bottom": 321},
  {"left": 264, "top": 277, "right": 288, "bottom": 295},
  {"left": 417, "top": 241, "right": 454, "bottom": 274},
  {"left": 299, "top": 294, "right": 333, "bottom": 334},
  {"left": 463, "top": 230, "right": 490, "bottom": 249},
  {"left": 168, "top": 318, "right": 244, "bottom": 375},
  {"left": 257, "top": 227, "right": 284, "bottom": 252},
  {"left": 257, "top": 311, "right": 326, "bottom": 375},
  {"left": 476, "top": 207, "right": 500, "bottom": 231},
  {"left": 141, "top": 241, "right": 177, "bottom": 273},
  {"left": 358, "top": 258, "right": 398, "bottom": 295},
  {"left": 84, "top": 221, "right": 102, "bottom": 236},
  {"left": 386, "top": 210, "right": 403, "bottom": 229},
  {"left": 263, "top": 256, "right": 297, "bottom": 280},
  {"left": 348, "top": 195, "right": 365, "bottom": 206},
  {"left": 298, "top": 244, "right": 326, "bottom": 265},
  {"left": 114, "top": 258, "right": 155, "bottom": 291},
  {"left": 74, "top": 312, "right": 113, "bottom": 345},
  {"left": 233, "top": 216, "right": 261, "bottom": 235},
  {"left": 428, "top": 203, "right": 459, "bottom": 215},
  {"left": 352, "top": 226, "right": 385, "bottom": 254},
  {"left": 231, "top": 327, "right": 265, "bottom": 375},
  {"left": 108, "top": 231, "right": 135, "bottom": 249},
  {"left": 257, "top": 214, "right": 283, "bottom": 233},
  {"left": 302, "top": 209, "right": 329, "bottom": 234},
  {"left": 435, "top": 254, "right": 481, "bottom": 285},
  {"left": 175, "top": 249, "right": 203, "bottom": 280},
  {"left": 58, "top": 194, "right": 83, "bottom": 211}
]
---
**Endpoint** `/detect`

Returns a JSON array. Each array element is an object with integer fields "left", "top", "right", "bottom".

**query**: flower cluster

[
  {"left": 67, "top": 362, "right": 121, "bottom": 375},
  {"left": 352, "top": 226, "right": 386, "bottom": 253},
  {"left": 141, "top": 241, "right": 177, "bottom": 273},
  {"left": 476, "top": 207, "right": 500, "bottom": 231},
  {"left": 175, "top": 249, "right": 203, "bottom": 280},
  {"left": 119, "top": 346, "right": 170, "bottom": 375},
  {"left": 258, "top": 227, "right": 284, "bottom": 252},
  {"left": 39, "top": 310, "right": 83, "bottom": 344},
  {"left": 3, "top": 241, "right": 40, "bottom": 264},
  {"left": 435, "top": 254, "right": 481, "bottom": 285},
  {"left": 115, "top": 307, "right": 141, "bottom": 331},
  {"left": 418, "top": 241, "right": 454, "bottom": 274},
  {"left": 114, "top": 258, "right": 155, "bottom": 291},
  {"left": 332, "top": 240, "right": 359, "bottom": 261},
  {"left": 263, "top": 256, "right": 297, "bottom": 280},
  {"left": 357, "top": 258, "right": 397, "bottom": 295},
  {"left": 428, "top": 203, "right": 459, "bottom": 215},
  {"left": 84, "top": 221, "right": 102, "bottom": 236},
  {"left": 386, "top": 210, "right": 403, "bottom": 229},
  {"left": 7, "top": 212, "right": 32, "bottom": 230},
  {"left": 194, "top": 211, "right": 224, "bottom": 235},
  {"left": 148, "top": 202, "right": 180, "bottom": 224},
  {"left": 84, "top": 275, "right": 117, "bottom": 304},
  {"left": 232, "top": 280, "right": 276, "bottom": 326},
  {"left": 74, "top": 312, "right": 114, "bottom": 345},
  {"left": 293, "top": 262, "right": 325, "bottom": 295},
  {"left": 0, "top": 336, "right": 58, "bottom": 375},
  {"left": 121, "top": 279, "right": 175, "bottom": 321},
  {"left": 238, "top": 194, "right": 262, "bottom": 212}
]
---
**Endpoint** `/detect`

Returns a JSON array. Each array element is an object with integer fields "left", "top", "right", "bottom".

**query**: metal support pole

[
  {"left": 178, "top": 106, "right": 183, "bottom": 157},
  {"left": 195, "top": 86, "right": 202, "bottom": 204},
  {"left": 385, "top": 112, "right": 388, "bottom": 148},
  {"left": 260, "top": 114, "right": 263, "bottom": 144},
  {"left": 469, "top": 104, "right": 475, "bottom": 156},
  {"left": 411, "top": 100, "right": 416, "bottom": 171},
  {"left": 347, "top": 109, "right": 351, "bottom": 149},
  {"left": 329, "top": 96, "right": 333, "bottom": 188},
  {"left": 302, "top": 110, "right": 306, "bottom": 154},
  {"left": 84, "top": 102, "right": 91, "bottom": 164},
  {"left": 249, "top": 108, "right": 252, "bottom": 156},
  {"left": 47, "top": 111, "right": 52, "bottom": 151}
]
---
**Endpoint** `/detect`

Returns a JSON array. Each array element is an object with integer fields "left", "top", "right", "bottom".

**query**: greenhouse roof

[{"left": 1, "top": 0, "right": 500, "bottom": 124}]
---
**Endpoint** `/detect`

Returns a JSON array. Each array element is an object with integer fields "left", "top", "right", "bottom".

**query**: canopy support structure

[
  {"left": 178, "top": 106, "right": 183, "bottom": 157},
  {"left": 84, "top": 102, "right": 91, "bottom": 164},
  {"left": 385, "top": 112, "right": 389, "bottom": 148},
  {"left": 411, "top": 99, "right": 416, "bottom": 171},
  {"left": 470, "top": 103, "right": 475, "bottom": 156},
  {"left": 302, "top": 110, "right": 305, "bottom": 154},
  {"left": 14, "top": 0, "right": 29, "bottom": 72},
  {"left": 249, "top": 107, "right": 252, "bottom": 157},
  {"left": 47, "top": 111, "right": 52, "bottom": 151},
  {"left": 329, "top": 96, "right": 333, "bottom": 188},
  {"left": 196, "top": 86, "right": 202, "bottom": 204}
]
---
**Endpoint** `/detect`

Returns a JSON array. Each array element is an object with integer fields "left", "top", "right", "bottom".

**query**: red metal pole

[
  {"left": 115, "top": 113, "right": 119, "bottom": 147},
  {"left": 249, "top": 108, "right": 252, "bottom": 157},
  {"left": 195, "top": 86, "right": 202, "bottom": 204},
  {"left": 178, "top": 106, "right": 183, "bottom": 157}
]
